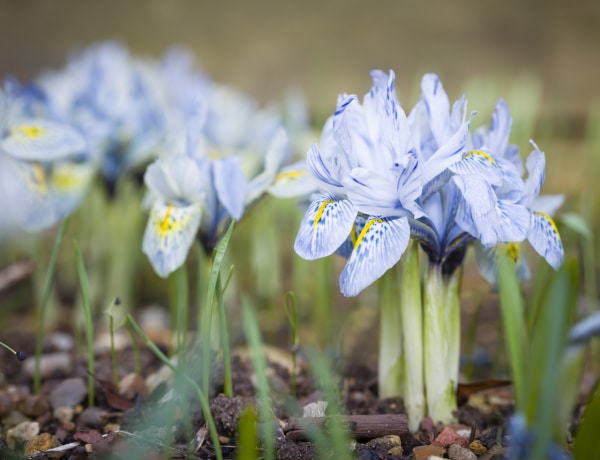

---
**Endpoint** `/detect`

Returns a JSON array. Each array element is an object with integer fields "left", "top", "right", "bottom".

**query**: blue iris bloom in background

[
  {"left": 0, "top": 83, "right": 92, "bottom": 232},
  {"left": 142, "top": 50, "right": 292, "bottom": 277},
  {"left": 37, "top": 42, "right": 172, "bottom": 190}
]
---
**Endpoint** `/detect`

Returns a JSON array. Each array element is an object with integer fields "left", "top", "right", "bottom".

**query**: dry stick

[{"left": 283, "top": 413, "right": 409, "bottom": 441}]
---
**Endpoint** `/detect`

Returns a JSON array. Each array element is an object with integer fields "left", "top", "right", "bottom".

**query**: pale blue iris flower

[
  {"left": 0, "top": 85, "right": 92, "bottom": 232},
  {"left": 294, "top": 70, "right": 427, "bottom": 296},
  {"left": 37, "top": 42, "right": 172, "bottom": 188},
  {"left": 469, "top": 99, "right": 565, "bottom": 283},
  {"left": 143, "top": 51, "right": 292, "bottom": 277}
]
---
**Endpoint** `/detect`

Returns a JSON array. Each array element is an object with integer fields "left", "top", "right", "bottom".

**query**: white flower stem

[
  {"left": 423, "top": 264, "right": 460, "bottom": 424},
  {"left": 378, "top": 241, "right": 424, "bottom": 431}
]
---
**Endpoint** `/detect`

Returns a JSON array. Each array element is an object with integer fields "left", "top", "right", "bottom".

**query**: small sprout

[{"left": 0, "top": 340, "right": 26, "bottom": 361}]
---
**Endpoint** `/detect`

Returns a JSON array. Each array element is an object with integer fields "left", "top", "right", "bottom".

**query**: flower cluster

[
  {"left": 295, "top": 70, "right": 564, "bottom": 295},
  {"left": 140, "top": 50, "right": 293, "bottom": 277},
  {"left": 0, "top": 43, "right": 300, "bottom": 278}
]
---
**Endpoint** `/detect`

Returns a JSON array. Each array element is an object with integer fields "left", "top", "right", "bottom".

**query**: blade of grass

[
  {"left": 215, "top": 273, "right": 232, "bottom": 397},
  {"left": 285, "top": 292, "right": 299, "bottom": 398},
  {"left": 496, "top": 251, "right": 527, "bottom": 410},
  {"left": 236, "top": 406, "right": 260, "bottom": 460},
  {"left": 34, "top": 217, "right": 70, "bottom": 395},
  {"left": 173, "top": 264, "right": 189, "bottom": 357},
  {"left": 572, "top": 382, "right": 600, "bottom": 459},
  {"left": 202, "top": 220, "right": 235, "bottom": 396},
  {"left": 527, "top": 259, "right": 578, "bottom": 458},
  {"left": 242, "top": 299, "right": 275, "bottom": 460},
  {"left": 74, "top": 240, "right": 95, "bottom": 407},
  {"left": 304, "top": 348, "right": 352, "bottom": 459},
  {"left": 127, "top": 314, "right": 223, "bottom": 460}
]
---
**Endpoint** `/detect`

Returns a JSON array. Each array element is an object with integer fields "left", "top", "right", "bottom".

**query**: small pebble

[
  {"left": 2, "top": 409, "right": 30, "bottom": 428},
  {"left": 77, "top": 407, "right": 108, "bottom": 429},
  {"left": 19, "top": 395, "right": 50, "bottom": 418},
  {"left": 54, "top": 406, "right": 75, "bottom": 425},
  {"left": 448, "top": 443, "right": 478, "bottom": 460},
  {"left": 23, "top": 353, "right": 72, "bottom": 378},
  {"left": 469, "top": 440, "right": 487, "bottom": 455},
  {"left": 45, "top": 332, "right": 74, "bottom": 352},
  {"left": 24, "top": 432, "right": 62, "bottom": 457},
  {"left": 104, "top": 422, "right": 121, "bottom": 433},
  {"left": 0, "top": 391, "right": 14, "bottom": 417},
  {"left": 366, "top": 434, "right": 402, "bottom": 458},
  {"left": 433, "top": 426, "right": 469, "bottom": 448},
  {"left": 49, "top": 378, "right": 87, "bottom": 410},
  {"left": 412, "top": 444, "right": 446, "bottom": 460},
  {"left": 6, "top": 421, "right": 40, "bottom": 449},
  {"left": 387, "top": 445, "right": 404, "bottom": 457},
  {"left": 119, "top": 372, "right": 148, "bottom": 399}
]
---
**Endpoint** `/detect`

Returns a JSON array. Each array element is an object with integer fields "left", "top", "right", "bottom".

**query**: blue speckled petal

[
  {"left": 340, "top": 216, "right": 410, "bottom": 297},
  {"left": 449, "top": 150, "right": 503, "bottom": 186},
  {"left": 294, "top": 194, "right": 357, "bottom": 260},
  {"left": 528, "top": 211, "right": 564, "bottom": 270}
]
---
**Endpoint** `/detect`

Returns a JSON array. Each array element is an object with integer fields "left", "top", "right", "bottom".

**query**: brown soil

[{"left": 0, "top": 329, "right": 522, "bottom": 460}]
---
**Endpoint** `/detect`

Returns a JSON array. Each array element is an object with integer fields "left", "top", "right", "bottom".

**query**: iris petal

[
  {"left": 294, "top": 195, "right": 357, "bottom": 260},
  {"left": 528, "top": 212, "right": 564, "bottom": 270},
  {"left": 0, "top": 154, "right": 57, "bottom": 231},
  {"left": 142, "top": 200, "right": 202, "bottom": 278},
  {"left": 213, "top": 156, "right": 247, "bottom": 219},
  {"left": 449, "top": 150, "right": 503, "bottom": 186},
  {"left": 453, "top": 175, "right": 529, "bottom": 246},
  {"left": 1, "top": 119, "right": 86, "bottom": 161},
  {"left": 340, "top": 216, "right": 410, "bottom": 297}
]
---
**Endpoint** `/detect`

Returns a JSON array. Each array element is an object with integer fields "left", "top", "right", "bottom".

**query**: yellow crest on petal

[
  {"left": 12, "top": 124, "right": 46, "bottom": 139},
  {"left": 463, "top": 150, "right": 497, "bottom": 165}
]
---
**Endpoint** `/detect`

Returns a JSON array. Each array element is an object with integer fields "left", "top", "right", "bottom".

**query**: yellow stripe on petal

[
  {"left": 313, "top": 199, "right": 335, "bottom": 229},
  {"left": 534, "top": 211, "right": 560, "bottom": 237},
  {"left": 354, "top": 218, "right": 384, "bottom": 249},
  {"left": 463, "top": 150, "right": 497, "bottom": 165},
  {"left": 159, "top": 205, "right": 174, "bottom": 235},
  {"left": 275, "top": 170, "right": 307, "bottom": 181},
  {"left": 12, "top": 124, "right": 46, "bottom": 139}
]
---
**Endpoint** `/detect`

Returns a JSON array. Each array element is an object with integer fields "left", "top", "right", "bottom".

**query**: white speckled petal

[
  {"left": 1, "top": 119, "right": 86, "bottom": 161},
  {"left": 142, "top": 200, "right": 202, "bottom": 278}
]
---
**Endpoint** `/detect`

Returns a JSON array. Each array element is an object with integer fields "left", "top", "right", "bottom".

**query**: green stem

[
  {"left": 398, "top": 243, "right": 424, "bottom": 431},
  {"left": 215, "top": 274, "right": 232, "bottom": 397},
  {"left": 74, "top": 240, "right": 95, "bottom": 407},
  {"left": 174, "top": 264, "right": 189, "bottom": 357},
  {"left": 378, "top": 264, "right": 403, "bottom": 398},
  {"left": 423, "top": 264, "right": 460, "bottom": 424},
  {"left": 109, "top": 315, "right": 119, "bottom": 386},
  {"left": 127, "top": 314, "right": 223, "bottom": 460},
  {"left": 378, "top": 243, "right": 424, "bottom": 431},
  {"left": 34, "top": 217, "right": 70, "bottom": 394}
]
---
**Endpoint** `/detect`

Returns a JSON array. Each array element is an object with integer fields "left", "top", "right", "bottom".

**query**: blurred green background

[{"left": 1, "top": 0, "right": 599, "bottom": 358}]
